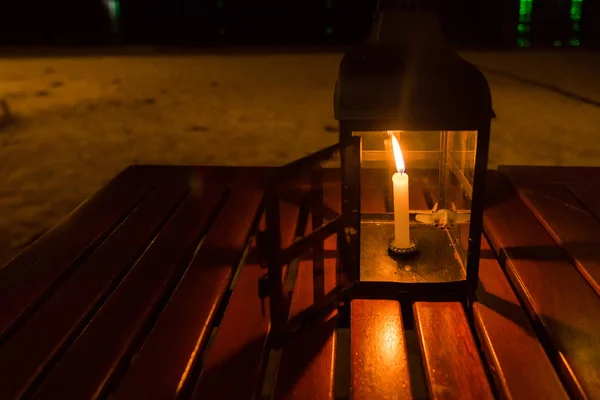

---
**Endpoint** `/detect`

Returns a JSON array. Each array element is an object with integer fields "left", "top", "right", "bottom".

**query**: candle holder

[{"left": 388, "top": 239, "right": 418, "bottom": 257}]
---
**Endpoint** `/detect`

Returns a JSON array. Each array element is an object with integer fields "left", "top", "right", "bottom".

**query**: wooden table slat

[
  {"left": 414, "top": 302, "right": 494, "bottom": 400},
  {"left": 350, "top": 299, "right": 412, "bottom": 400},
  {"left": 30, "top": 184, "right": 226, "bottom": 399},
  {"left": 485, "top": 170, "right": 600, "bottom": 399},
  {"left": 2, "top": 164, "right": 598, "bottom": 399},
  {"left": 273, "top": 236, "right": 337, "bottom": 400},
  {"left": 567, "top": 184, "right": 600, "bottom": 223},
  {"left": 511, "top": 183, "right": 600, "bottom": 296},
  {"left": 474, "top": 236, "right": 569, "bottom": 400},
  {"left": 0, "top": 167, "right": 142, "bottom": 270},
  {"left": 0, "top": 182, "right": 189, "bottom": 399},
  {"left": 112, "top": 188, "right": 263, "bottom": 399},
  {"left": 192, "top": 198, "right": 301, "bottom": 400},
  {"left": 0, "top": 168, "right": 150, "bottom": 338}
]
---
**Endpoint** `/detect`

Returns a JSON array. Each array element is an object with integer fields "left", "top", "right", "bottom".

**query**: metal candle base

[{"left": 388, "top": 239, "right": 419, "bottom": 258}]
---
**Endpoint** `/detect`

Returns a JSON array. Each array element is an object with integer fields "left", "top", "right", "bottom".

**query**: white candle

[
  {"left": 392, "top": 172, "right": 410, "bottom": 248},
  {"left": 390, "top": 133, "right": 410, "bottom": 248}
]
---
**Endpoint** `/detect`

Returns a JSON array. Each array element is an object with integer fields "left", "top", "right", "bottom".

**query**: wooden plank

[
  {"left": 568, "top": 184, "right": 600, "bottom": 222},
  {"left": 0, "top": 182, "right": 190, "bottom": 399},
  {"left": 31, "top": 184, "right": 226, "bottom": 399},
  {"left": 484, "top": 170, "right": 600, "bottom": 399},
  {"left": 474, "top": 236, "right": 569, "bottom": 400},
  {"left": 131, "top": 165, "right": 349, "bottom": 191},
  {"left": 132, "top": 165, "right": 276, "bottom": 188},
  {"left": 273, "top": 235, "right": 337, "bottom": 400},
  {"left": 0, "top": 166, "right": 144, "bottom": 268},
  {"left": 350, "top": 299, "right": 412, "bottom": 400},
  {"left": 112, "top": 188, "right": 263, "bottom": 399},
  {"left": 510, "top": 183, "right": 600, "bottom": 296},
  {"left": 191, "top": 199, "right": 302, "bottom": 400},
  {"left": 414, "top": 302, "right": 493, "bottom": 400},
  {"left": 0, "top": 167, "right": 151, "bottom": 338},
  {"left": 498, "top": 166, "right": 600, "bottom": 184}
]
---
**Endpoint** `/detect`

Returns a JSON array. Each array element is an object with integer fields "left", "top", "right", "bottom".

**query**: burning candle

[{"left": 390, "top": 133, "right": 410, "bottom": 249}]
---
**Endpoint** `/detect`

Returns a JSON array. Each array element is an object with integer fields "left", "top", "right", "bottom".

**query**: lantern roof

[{"left": 334, "top": 4, "right": 493, "bottom": 130}]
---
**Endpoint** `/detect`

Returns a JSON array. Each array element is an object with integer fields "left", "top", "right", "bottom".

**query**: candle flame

[{"left": 390, "top": 133, "right": 405, "bottom": 174}]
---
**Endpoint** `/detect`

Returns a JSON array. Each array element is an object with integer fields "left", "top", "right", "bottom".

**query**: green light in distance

[
  {"left": 570, "top": 0, "right": 584, "bottom": 47},
  {"left": 517, "top": 0, "right": 533, "bottom": 47}
]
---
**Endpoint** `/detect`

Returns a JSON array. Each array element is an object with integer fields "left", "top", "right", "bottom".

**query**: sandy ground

[{"left": 1, "top": 50, "right": 599, "bottom": 265}]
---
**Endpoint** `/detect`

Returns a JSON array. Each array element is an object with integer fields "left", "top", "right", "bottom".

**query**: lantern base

[
  {"left": 360, "top": 221, "right": 465, "bottom": 284},
  {"left": 388, "top": 240, "right": 418, "bottom": 257}
]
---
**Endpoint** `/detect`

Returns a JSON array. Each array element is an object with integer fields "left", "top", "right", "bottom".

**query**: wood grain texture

[
  {"left": 350, "top": 299, "right": 412, "bottom": 400},
  {"left": 485, "top": 170, "right": 600, "bottom": 399},
  {"left": 273, "top": 235, "right": 337, "bottom": 400},
  {"left": 498, "top": 166, "right": 600, "bottom": 184},
  {"left": 4, "top": 163, "right": 593, "bottom": 399},
  {"left": 31, "top": 183, "right": 226, "bottom": 400},
  {"left": 568, "top": 184, "right": 600, "bottom": 222},
  {"left": 112, "top": 188, "right": 263, "bottom": 399},
  {"left": 191, "top": 198, "right": 302, "bottom": 400},
  {"left": 0, "top": 167, "right": 150, "bottom": 339},
  {"left": 414, "top": 302, "right": 493, "bottom": 400},
  {"left": 0, "top": 166, "right": 145, "bottom": 270},
  {"left": 474, "top": 236, "right": 569, "bottom": 400},
  {"left": 0, "top": 182, "right": 189, "bottom": 399},
  {"left": 512, "top": 183, "right": 600, "bottom": 296}
]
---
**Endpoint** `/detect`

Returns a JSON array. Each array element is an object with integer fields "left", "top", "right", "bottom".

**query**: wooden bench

[{"left": 0, "top": 164, "right": 598, "bottom": 399}]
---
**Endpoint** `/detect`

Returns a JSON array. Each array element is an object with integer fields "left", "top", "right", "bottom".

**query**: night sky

[{"left": 0, "top": 0, "right": 599, "bottom": 48}]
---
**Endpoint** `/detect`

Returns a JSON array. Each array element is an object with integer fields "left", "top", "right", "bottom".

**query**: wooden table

[{"left": 0, "top": 165, "right": 598, "bottom": 400}]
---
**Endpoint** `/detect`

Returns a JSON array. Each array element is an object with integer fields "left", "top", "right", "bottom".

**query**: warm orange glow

[
  {"left": 390, "top": 132, "right": 405, "bottom": 173},
  {"left": 379, "top": 315, "right": 401, "bottom": 366}
]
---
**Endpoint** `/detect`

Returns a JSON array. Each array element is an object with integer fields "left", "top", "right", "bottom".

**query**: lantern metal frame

[
  {"left": 332, "top": 2, "right": 493, "bottom": 305},
  {"left": 336, "top": 121, "right": 491, "bottom": 303},
  {"left": 257, "top": 2, "right": 493, "bottom": 346}
]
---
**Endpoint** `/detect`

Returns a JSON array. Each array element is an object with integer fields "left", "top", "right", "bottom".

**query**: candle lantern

[{"left": 334, "top": 3, "right": 493, "bottom": 302}]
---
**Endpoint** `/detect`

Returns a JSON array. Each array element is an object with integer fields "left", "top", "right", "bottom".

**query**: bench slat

[
  {"left": 350, "top": 299, "right": 412, "bottom": 400},
  {"left": 0, "top": 166, "right": 146, "bottom": 268},
  {"left": 0, "top": 182, "right": 189, "bottom": 399},
  {"left": 273, "top": 236, "right": 337, "bottom": 400},
  {"left": 414, "top": 302, "right": 493, "bottom": 400},
  {"left": 474, "top": 236, "right": 569, "bottom": 400},
  {"left": 0, "top": 167, "right": 150, "bottom": 338},
  {"left": 31, "top": 184, "right": 226, "bottom": 399},
  {"left": 567, "top": 184, "right": 600, "bottom": 222},
  {"left": 112, "top": 188, "right": 263, "bottom": 399},
  {"left": 512, "top": 183, "right": 600, "bottom": 296},
  {"left": 192, "top": 199, "right": 302, "bottom": 399},
  {"left": 485, "top": 170, "right": 600, "bottom": 399}
]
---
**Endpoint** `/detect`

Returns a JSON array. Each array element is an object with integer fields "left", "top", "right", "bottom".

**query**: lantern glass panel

[{"left": 352, "top": 129, "right": 477, "bottom": 284}]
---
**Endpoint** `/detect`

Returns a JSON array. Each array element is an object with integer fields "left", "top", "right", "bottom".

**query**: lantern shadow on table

[
  {"left": 193, "top": 315, "right": 337, "bottom": 398},
  {"left": 475, "top": 285, "right": 599, "bottom": 374},
  {"left": 476, "top": 247, "right": 600, "bottom": 380},
  {"left": 483, "top": 229, "right": 598, "bottom": 263}
]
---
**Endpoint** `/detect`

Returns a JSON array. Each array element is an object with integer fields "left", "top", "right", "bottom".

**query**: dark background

[{"left": 0, "top": 0, "right": 599, "bottom": 48}]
